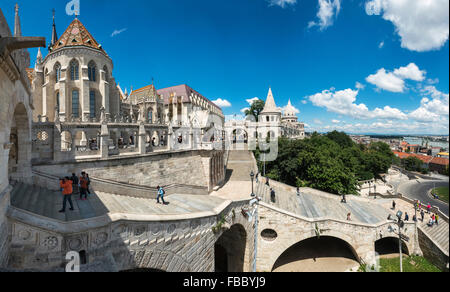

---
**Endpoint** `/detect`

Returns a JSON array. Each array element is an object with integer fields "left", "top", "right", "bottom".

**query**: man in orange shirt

[
  {"left": 79, "top": 172, "right": 89, "bottom": 200},
  {"left": 59, "top": 177, "right": 74, "bottom": 213}
]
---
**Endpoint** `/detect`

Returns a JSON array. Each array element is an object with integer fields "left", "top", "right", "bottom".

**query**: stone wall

[
  {"left": 32, "top": 150, "right": 224, "bottom": 191},
  {"left": 256, "top": 203, "right": 418, "bottom": 272},
  {"left": 418, "top": 228, "right": 449, "bottom": 272},
  {"left": 6, "top": 199, "right": 254, "bottom": 272}
]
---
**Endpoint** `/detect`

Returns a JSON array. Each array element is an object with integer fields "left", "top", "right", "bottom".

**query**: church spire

[
  {"left": 50, "top": 9, "right": 58, "bottom": 50},
  {"left": 14, "top": 3, "right": 22, "bottom": 37}
]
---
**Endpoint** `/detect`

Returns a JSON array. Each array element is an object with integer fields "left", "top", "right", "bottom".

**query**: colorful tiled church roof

[{"left": 51, "top": 18, "right": 106, "bottom": 54}]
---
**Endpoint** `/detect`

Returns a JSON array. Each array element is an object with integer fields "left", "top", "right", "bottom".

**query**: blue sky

[{"left": 2, "top": 0, "right": 449, "bottom": 135}]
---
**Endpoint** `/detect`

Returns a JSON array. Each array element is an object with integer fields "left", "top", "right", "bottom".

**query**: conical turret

[{"left": 14, "top": 3, "right": 22, "bottom": 37}]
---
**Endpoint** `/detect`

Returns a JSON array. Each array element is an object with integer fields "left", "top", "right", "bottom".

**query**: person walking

[
  {"left": 404, "top": 212, "right": 409, "bottom": 221},
  {"left": 86, "top": 173, "right": 91, "bottom": 195},
  {"left": 157, "top": 185, "right": 166, "bottom": 205},
  {"left": 347, "top": 213, "right": 351, "bottom": 221},
  {"left": 420, "top": 209, "right": 425, "bottom": 222},
  {"left": 79, "top": 172, "right": 89, "bottom": 200},
  {"left": 296, "top": 187, "right": 300, "bottom": 197},
  {"left": 435, "top": 214, "right": 439, "bottom": 226},
  {"left": 71, "top": 173, "right": 79, "bottom": 195},
  {"left": 392, "top": 200, "right": 396, "bottom": 210},
  {"left": 59, "top": 177, "right": 74, "bottom": 213},
  {"left": 427, "top": 203, "right": 431, "bottom": 214},
  {"left": 265, "top": 178, "right": 270, "bottom": 186},
  {"left": 270, "top": 188, "right": 276, "bottom": 203}
]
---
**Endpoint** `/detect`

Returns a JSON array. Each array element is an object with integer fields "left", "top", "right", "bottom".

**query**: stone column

[
  {"left": 138, "top": 123, "right": 147, "bottom": 154},
  {"left": 99, "top": 69, "right": 110, "bottom": 120},
  {"left": 189, "top": 127, "right": 194, "bottom": 149},
  {"left": 100, "top": 122, "right": 109, "bottom": 159},
  {"left": 81, "top": 72, "right": 90, "bottom": 121},
  {"left": 53, "top": 122, "right": 62, "bottom": 161}
]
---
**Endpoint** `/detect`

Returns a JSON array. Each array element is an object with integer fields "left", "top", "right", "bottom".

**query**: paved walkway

[
  {"left": 211, "top": 149, "right": 256, "bottom": 200},
  {"left": 10, "top": 182, "right": 227, "bottom": 222}
]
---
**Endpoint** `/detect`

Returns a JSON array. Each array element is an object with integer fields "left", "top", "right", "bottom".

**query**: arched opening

[
  {"left": 8, "top": 103, "right": 31, "bottom": 181},
  {"left": 375, "top": 237, "right": 409, "bottom": 258},
  {"left": 61, "top": 131, "right": 72, "bottom": 151},
  {"left": 214, "top": 224, "right": 247, "bottom": 272},
  {"left": 272, "top": 236, "right": 360, "bottom": 272},
  {"left": 88, "top": 61, "right": 97, "bottom": 82},
  {"left": 232, "top": 128, "right": 248, "bottom": 144}
]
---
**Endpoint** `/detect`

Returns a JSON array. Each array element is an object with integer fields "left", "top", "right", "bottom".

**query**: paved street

[{"left": 398, "top": 180, "right": 449, "bottom": 216}]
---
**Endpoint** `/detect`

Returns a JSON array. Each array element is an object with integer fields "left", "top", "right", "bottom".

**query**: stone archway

[
  {"left": 8, "top": 103, "right": 31, "bottom": 182},
  {"left": 375, "top": 237, "right": 409, "bottom": 258},
  {"left": 214, "top": 224, "right": 248, "bottom": 272},
  {"left": 271, "top": 236, "right": 360, "bottom": 272}
]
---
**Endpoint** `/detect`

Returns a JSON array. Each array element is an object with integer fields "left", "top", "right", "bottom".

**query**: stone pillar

[
  {"left": 81, "top": 76, "right": 90, "bottom": 122},
  {"left": 138, "top": 123, "right": 147, "bottom": 154},
  {"left": 100, "top": 70, "right": 110, "bottom": 120},
  {"left": 167, "top": 128, "right": 173, "bottom": 151},
  {"left": 100, "top": 122, "right": 109, "bottom": 159},
  {"left": 189, "top": 127, "right": 194, "bottom": 149},
  {"left": 53, "top": 122, "right": 62, "bottom": 161}
]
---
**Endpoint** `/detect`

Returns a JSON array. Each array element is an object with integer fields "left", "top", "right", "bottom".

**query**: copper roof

[{"left": 51, "top": 18, "right": 106, "bottom": 54}]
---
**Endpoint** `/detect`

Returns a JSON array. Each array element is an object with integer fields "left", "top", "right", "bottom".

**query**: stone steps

[{"left": 419, "top": 218, "right": 449, "bottom": 253}]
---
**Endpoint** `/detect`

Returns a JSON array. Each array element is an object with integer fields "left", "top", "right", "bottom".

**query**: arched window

[
  {"left": 72, "top": 90, "right": 80, "bottom": 118},
  {"left": 54, "top": 63, "right": 61, "bottom": 83},
  {"left": 70, "top": 59, "right": 79, "bottom": 80},
  {"left": 103, "top": 65, "right": 109, "bottom": 81},
  {"left": 147, "top": 109, "right": 153, "bottom": 123},
  {"left": 89, "top": 90, "right": 96, "bottom": 118},
  {"left": 88, "top": 61, "right": 96, "bottom": 82}
]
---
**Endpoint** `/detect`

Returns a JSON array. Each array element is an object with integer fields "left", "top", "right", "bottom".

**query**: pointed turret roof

[
  {"left": 261, "top": 88, "right": 281, "bottom": 114},
  {"left": 51, "top": 18, "right": 106, "bottom": 54},
  {"left": 283, "top": 99, "right": 297, "bottom": 117},
  {"left": 14, "top": 4, "right": 21, "bottom": 37}
]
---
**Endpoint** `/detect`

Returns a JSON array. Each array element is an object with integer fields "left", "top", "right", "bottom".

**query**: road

[{"left": 398, "top": 180, "right": 449, "bottom": 216}]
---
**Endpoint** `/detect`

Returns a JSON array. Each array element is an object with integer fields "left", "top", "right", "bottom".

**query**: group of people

[{"left": 59, "top": 172, "right": 91, "bottom": 213}]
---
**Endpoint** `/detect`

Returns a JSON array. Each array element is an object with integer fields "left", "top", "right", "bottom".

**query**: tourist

[
  {"left": 86, "top": 173, "right": 91, "bottom": 194},
  {"left": 59, "top": 177, "right": 74, "bottom": 213},
  {"left": 420, "top": 209, "right": 425, "bottom": 222},
  {"left": 413, "top": 214, "right": 417, "bottom": 222},
  {"left": 265, "top": 178, "right": 270, "bottom": 186},
  {"left": 270, "top": 188, "right": 276, "bottom": 203},
  {"left": 435, "top": 214, "right": 439, "bottom": 226},
  {"left": 427, "top": 217, "right": 434, "bottom": 227},
  {"left": 296, "top": 187, "right": 300, "bottom": 197},
  {"left": 157, "top": 185, "right": 166, "bottom": 205},
  {"left": 341, "top": 194, "right": 347, "bottom": 204},
  {"left": 404, "top": 212, "right": 409, "bottom": 221},
  {"left": 71, "top": 173, "right": 79, "bottom": 195},
  {"left": 79, "top": 172, "right": 89, "bottom": 200},
  {"left": 392, "top": 200, "right": 396, "bottom": 210},
  {"left": 427, "top": 203, "right": 431, "bottom": 214},
  {"left": 347, "top": 213, "right": 351, "bottom": 221}
]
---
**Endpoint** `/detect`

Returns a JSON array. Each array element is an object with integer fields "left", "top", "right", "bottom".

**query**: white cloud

[
  {"left": 308, "top": 88, "right": 408, "bottom": 120},
  {"left": 355, "top": 82, "right": 365, "bottom": 90},
  {"left": 365, "top": 0, "right": 449, "bottom": 52},
  {"left": 366, "top": 63, "right": 426, "bottom": 92},
  {"left": 366, "top": 68, "right": 405, "bottom": 93},
  {"left": 378, "top": 41, "right": 384, "bottom": 49},
  {"left": 313, "top": 119, "right": 323, "bottom": 125},
  {"left": 268, "top": 0, "right": 297, "bottom": 8},
  {"left": 409, "top": 86, "right": 449, "bottom": 123},
  {"left": 393, "top": 63, "right": 426, "bottom": 82},
  {"left": 240, "top": 107, "right": 250, "bottom": 114},
  {"left": 332, "top": 119, "right": 340, "bottom": 124},
  {"left": 308, "top": 0, "right": 341, "bottom": 31},
  {"left": 212, "top": 98, "right": 232, "bottom": 108},
  {"left": 111, "top": 28, "right": 127, "bottom": 37},
  {"left": 246, "top": 97, "right": 261, "bottom": 106}
]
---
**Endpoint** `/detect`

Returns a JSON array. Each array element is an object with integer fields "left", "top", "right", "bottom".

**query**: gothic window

[
  {"left": 88, "top": 61, "right": 97, "bottom": 82},
  {"left": 103, "top": 65, "right": 108, "bottom": 81},
  {"left": 54, "top": 63, "right": 61, "bottom": 83},
  {"left": 72, "top": 90, "right": 80, "bottom": 118},
  {"left": 70, "top": 59, "right": 79, "bottom": 80},
  {"left": 56, "top": 91, "right": 60, "bottom": 112},
  {"left": 147, "top": 109, "right": 153, "bottom": 123},
  {"left": 89, "top": 90, "right": 96, "bottom": 118}
]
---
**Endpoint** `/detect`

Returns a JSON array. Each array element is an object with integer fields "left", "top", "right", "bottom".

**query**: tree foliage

[
  {"left": 254, "top": 131, "right": 395, "bottom": 195},
  {"left": 244, "top": 99, "right": 265, "bottom": 122}
]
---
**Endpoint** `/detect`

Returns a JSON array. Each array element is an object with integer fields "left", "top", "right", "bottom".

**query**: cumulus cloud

[
  {"left": 268, "top": 0, "right": 297, "bottom": 8},
  {"left": 308, "top": 0, "right": 341, "bottom": 31},
  {"left": 355, "top": 82, "right": 365, "bottom": 90},
  {"left": 308, "top": 88, "right": 408, "bottom": 120},
  {"left": 111, "top": 28, "right": 127, "bottom": 37},
  {"left": 212, "top": 98, "right": 232, "bottom": 108},
  {"left": 246, "top": 97, "right": 261, "bottom": 106},
  {"left": 332, "top": 119, "right": 340, "bottom": 124},
  {"left": 365, "top": 0, "right": 449, "bottom": 52},
  {"left": 366, "top": 63, "right": 426, "bottom": 92},
  {"left": 409, "top": 86, "right": 449, "bottom": 123}
]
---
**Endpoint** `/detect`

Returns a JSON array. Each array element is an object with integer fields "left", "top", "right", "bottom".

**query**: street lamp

[
  {"left": 394, "top": 211, "right": 404, "bottom": 272},
  {"left": 250, "top": 170, "right": 255, "bottom": 197}
]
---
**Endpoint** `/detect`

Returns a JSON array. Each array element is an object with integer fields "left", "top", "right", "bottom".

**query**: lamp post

[
  {"left": 250, "top": 170, "right": 255, "bottom": 197},
  {"left": 395, "top": 211, "right": 404, "bottom": 272}
]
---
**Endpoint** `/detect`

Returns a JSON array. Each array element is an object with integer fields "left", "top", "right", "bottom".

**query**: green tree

[{"left": 244, "top": 99, "right": 265, "bottom": 122}]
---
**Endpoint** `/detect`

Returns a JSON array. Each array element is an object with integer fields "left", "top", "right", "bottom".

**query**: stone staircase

[
  {"left": 255, "top": 181, "right": 393, "bottom": 225},
  {"left": 418, "top": 217, "right": 449, "bottom": 254},
  {"left": 226, "top": 150, "right": 256, "bottom": 182}
]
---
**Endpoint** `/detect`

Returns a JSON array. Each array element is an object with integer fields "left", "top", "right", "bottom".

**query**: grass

[
  {"left": 378, "top": 256, "right": 442, "bottom": 272},
  {"left": 432, "top": 187, "right": 449, "bottom": 204}
]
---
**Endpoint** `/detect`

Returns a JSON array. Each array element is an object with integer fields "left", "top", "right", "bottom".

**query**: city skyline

[{"left": 1, "top": 0, "right": 449, "bottom": 135}]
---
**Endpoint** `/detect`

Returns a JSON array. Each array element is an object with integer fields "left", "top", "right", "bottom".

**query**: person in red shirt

[
  {"left": 59, "top": 177, "right": 74, "bottom": 213},
  {"left": 79, "top": 172, "right": 89, "bottom": 200}
]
